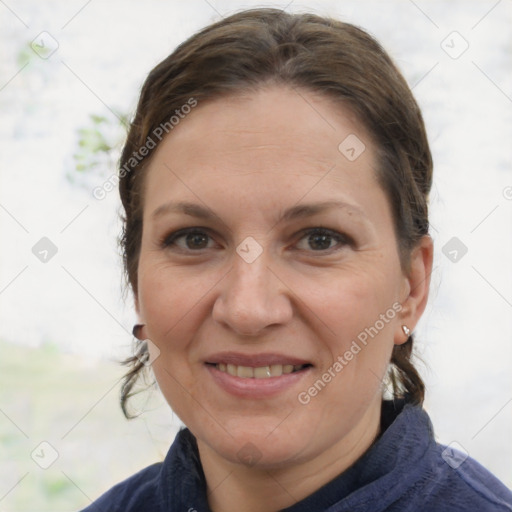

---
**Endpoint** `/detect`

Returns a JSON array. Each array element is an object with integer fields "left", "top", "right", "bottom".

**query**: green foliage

[
  {"left": 0, "top": 340, "right": 169, "bottom": 510},
  {"left": 16, "top": 44, "right": 34, "bottom": 68},
  {"left": 73, "top": 114, "right": 121, "bottom": 174},
  {"left": 43, "top": 474, "right": 76, "bottom": 497}
]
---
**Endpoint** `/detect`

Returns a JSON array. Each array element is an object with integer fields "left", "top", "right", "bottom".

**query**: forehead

[
  {"left": 142, "top": 86, "right": 387, "bottom": 223},
  {"left": 154, "top": 86, "right": 371, "bottom": 168}
]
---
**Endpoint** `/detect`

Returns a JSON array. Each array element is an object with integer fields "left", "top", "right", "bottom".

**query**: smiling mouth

[{"left": 207, "top": 363, "right": 312, "bottom": 379}]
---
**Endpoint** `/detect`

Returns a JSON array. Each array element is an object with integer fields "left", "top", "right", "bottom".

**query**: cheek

[
  {"left": 295, "top": 263, "right": 400, "bottom": 399},
  {"left": 138, "top": 262, "right": 208, "bottom": 347},
  {"left": 137, "top": 262, "right": 220, "bottom": 421},
  {"left": 301, "top": 265, "right": 399, "bottom": 340},
  {"left": 139, "top": 266, "right": 179, "bottom": 340}
]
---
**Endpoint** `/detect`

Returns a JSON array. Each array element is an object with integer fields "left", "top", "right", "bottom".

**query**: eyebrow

[
  {"left": 281, "top": 201, "right": 367, "bottom": 223},
  {"left": 152, "top": 201, "right": 218, "bottom": 220},
  {"left": 151, "top": 200, "right": 369, "bottom": 224}
]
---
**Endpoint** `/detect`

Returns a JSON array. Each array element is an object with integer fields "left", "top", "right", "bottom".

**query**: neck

[{"left": 197, "top": 399, "right": 382, "bottom": 512}]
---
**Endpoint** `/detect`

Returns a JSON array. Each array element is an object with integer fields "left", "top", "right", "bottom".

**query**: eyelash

[{"left": 161, "top": 227, "right": 353, "bottom": 254}]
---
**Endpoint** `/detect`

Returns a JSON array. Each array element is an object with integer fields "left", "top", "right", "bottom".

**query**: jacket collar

[{"left": 159, "top": 399, "right": 434, "bottom": 511}]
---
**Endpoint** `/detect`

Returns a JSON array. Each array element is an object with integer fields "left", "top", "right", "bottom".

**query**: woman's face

[{"left": 137, "top": 86, "right": 424, "bottom": 470}]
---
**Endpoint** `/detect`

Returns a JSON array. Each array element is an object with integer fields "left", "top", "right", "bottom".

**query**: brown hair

[{"left": 118, "top": 8, "right": 432, "bottom": 418}]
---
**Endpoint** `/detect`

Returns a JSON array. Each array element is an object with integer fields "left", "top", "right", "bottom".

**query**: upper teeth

[{"left": 216, "top": 363, "right": 305, "bottom": 379}]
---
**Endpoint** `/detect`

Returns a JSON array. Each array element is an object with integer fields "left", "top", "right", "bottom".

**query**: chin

[{"left": 193, "top": 413, "right": 325, "bottom": 469}]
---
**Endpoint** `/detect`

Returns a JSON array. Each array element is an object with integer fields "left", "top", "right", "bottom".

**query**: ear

[
  {"left": 133, "top": 294, "right": 147, "bottom": 339},
  {"left": 134, "top": 293, "right": 140, "bottom": 315},
  {"left": 395, "top": 235, "right": 434, "bottom": 345}
]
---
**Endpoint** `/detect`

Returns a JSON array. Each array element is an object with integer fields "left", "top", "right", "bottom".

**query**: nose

[{"left": 212, "top": 255, "right": 293, "bottom": 337}]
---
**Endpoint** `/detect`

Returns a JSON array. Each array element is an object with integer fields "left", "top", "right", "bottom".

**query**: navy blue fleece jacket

[{"left": 82, "top": 400, "right": 512, "bottom": 511}]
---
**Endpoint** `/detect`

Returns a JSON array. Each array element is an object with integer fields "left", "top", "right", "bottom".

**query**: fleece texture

[{"left": 81, "top": 400, "right": 512, "bottom": 511}]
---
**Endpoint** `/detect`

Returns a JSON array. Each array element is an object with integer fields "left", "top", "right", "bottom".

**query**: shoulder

[
  {"left": 80, "top": 462, "right": 163, "bottom": 512},
  {"left": 402, "top": 441, "right": 512, "bottom": 512},
  {"left": 79, "top": 428, "right": 206, "bottom": 512},
  {"left": 373, "top": 403, "right": 512, "bottom": 512}
]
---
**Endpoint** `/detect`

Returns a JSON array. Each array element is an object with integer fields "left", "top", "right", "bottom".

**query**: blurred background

[{"left": 0, "top": 0, "right": 511, "bottom": 509}]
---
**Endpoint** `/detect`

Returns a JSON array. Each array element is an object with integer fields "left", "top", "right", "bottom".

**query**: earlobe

[
  {"left": 132, "top": 323, "right": 146, "bottom": 340},
  {"left": 395, "top": 235, "right": 434, "bottom": 345},
  {"left": 133, "top": 295, "right": 146, "bottom": 338}
]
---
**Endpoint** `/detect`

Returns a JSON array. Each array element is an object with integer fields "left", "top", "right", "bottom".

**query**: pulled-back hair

[{"left": 118, "top": 8, "right": 432, "bottom": 418}]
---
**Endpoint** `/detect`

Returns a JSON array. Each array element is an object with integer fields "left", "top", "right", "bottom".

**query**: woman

[{"left": 83, "top": 8, "right": 512, "bottom": 512}]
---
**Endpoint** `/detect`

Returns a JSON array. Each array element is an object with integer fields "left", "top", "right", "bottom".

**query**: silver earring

[{"left": 402, "top": 325, "right": 411, "bottom": 337}]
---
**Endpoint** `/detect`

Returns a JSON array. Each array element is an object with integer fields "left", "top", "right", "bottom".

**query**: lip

[{"left": 204, "top": 352, "right": 313, "bottom": 399}]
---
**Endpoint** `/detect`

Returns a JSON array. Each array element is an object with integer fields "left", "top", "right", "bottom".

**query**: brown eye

[
  {"left": 307, "top": 232, "right": 335, "bottom": 250},
  {"left": 162, "top": 229, "right": 214, "bottom": 251},
  {"left": 295, "top": 228, "right": 350, "bottom": 252},
  {"left": 183, "top": 232, "right": 209, "bottom": 249}
]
